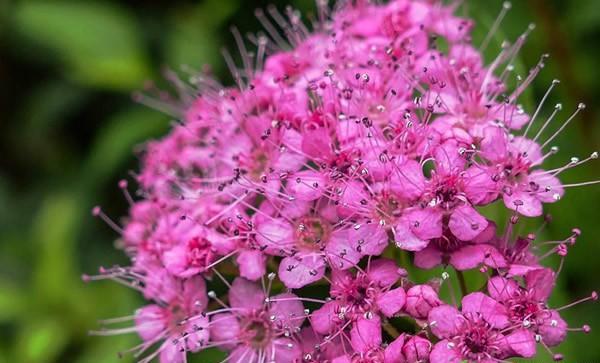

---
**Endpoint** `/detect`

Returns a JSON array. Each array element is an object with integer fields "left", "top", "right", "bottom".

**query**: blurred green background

[{"left": 0, "top": 0, "right": 598, "bottom": 362}]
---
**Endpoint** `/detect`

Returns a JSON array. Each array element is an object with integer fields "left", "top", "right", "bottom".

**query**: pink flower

[
  {"left": 487, "top": 269, "right": 567, "bottom": 349},
  {"left": 312, "top": 259, "right": 405, "bottom": 335},
  {"left": 404, "top": 284, "right": 442, "bottom": 320},
  {"left": 161, "top": 228, "right": 233, "bottom": 278},
  {"left": 133, "top": 275, "right": 209, "bottom": 363},
  {"left": 428, "top": 293, "right": 536, "bottom": 362},
  {"left": 396, "top": 141, "right": 491, "bottom": 243},
  {"left": 413, "top": 222, "right": 506, "bottom": 270},
  {"left": 255, "top": 201, "right": 388, "bottom": 289},
  {"left": 480, "top": 125, "right": 564, "bottom": 216},
  {"left": 210, "top": 278, "right": 305, "bottom": 362},
  {"left": 89, "top": 0, "right": 597, "bottom": 362}
]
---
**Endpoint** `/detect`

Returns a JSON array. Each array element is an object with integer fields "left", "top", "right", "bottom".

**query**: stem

[
  {"left": 456, "top": 270, "right": 468, "bottom": 297},
  {"left": 382, "top": 320, "right": 400, "bottom": 338}
]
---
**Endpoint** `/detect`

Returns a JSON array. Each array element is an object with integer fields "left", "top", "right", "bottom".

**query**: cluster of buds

[{"left": 86, "top": 1, "right": 598, "bottom": 362}]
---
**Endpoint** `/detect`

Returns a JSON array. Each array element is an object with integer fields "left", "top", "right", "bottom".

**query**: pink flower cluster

[{"left": 87, "top": 1, "right": 598, "bottom": 362}]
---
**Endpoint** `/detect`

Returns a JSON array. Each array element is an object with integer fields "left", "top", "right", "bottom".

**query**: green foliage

[
  {"left": 12, "top": 1, "right": 151, "bottom": 90},
  {"left": 0, "top": 0, "right": 598, "bottom": 362}
]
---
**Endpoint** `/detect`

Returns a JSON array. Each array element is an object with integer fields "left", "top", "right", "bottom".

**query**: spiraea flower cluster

[{"left": 86, "top": 1, "right": 598, "bottom": 362}]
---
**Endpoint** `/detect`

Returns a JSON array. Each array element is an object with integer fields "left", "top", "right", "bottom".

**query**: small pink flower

[
  {"left": 210, "top": 278, "right": 305, "bottom": 362},
  {"left": 428, "top": 292, "right": 536, "bottom": 362},
  {"left": 405, "top": 284, "right": 442, "bottom": 320},
  {"left": 312, "top": 259, "right": 405, "bottom": 335}
]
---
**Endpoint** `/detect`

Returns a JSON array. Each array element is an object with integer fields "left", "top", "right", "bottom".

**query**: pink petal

[
  {"left": 336, "top": 181, "right": 369, "bottom": 218},
  {"left": 428, "top": 305, "right": 462, "bottom": 338},
  {"left": 350, "top": 316, "right": 382, "bottom": 353},
  {"left": 414, "top": 244, "right": 443, "bottom": 269},
  {"left": 390, "top": 159, "right": 426, "bottom": 200},
  {"left": 270, "top": 292, "right": 306, "bottom": 329},
  {"left": 429, "top": 341, "right": 462, "bottom": 363},
  {"left": 449, "top": 244, "right": 486, "bottom": 270},
  {"left": 367, "top": 258, "right": 401, "bottom": 287},
  {"left": 480, "top": 126, "right": 508, "bottom": 162},
  {"left": 278, "top": 254, "right": 326, "bottom": 289},
  {"left": 506, "top": 328, "right": 536, "bottom": 358},
  {"left": 332, "top": 356, "right": 352, "bottom": 363},
  {"left": 377, "top": 287, "right": 406, "bottom": 317},
  {"left": 449, "top": 204, "right": 488, "bottom": 241},
  {"left": 384, "top": 334, "right": 406, "bottom": 363},
  {"left": 162, "top": 244, "right": 199, "bottom": 278},
  {"left": 501, "top": 104, "right": 530, "bottom": 129},
  {"left": 472, "top": 221, "right": 497, "bottom": 244},
  {"left": 229, "top": 278, "right": 265, "bottom": 311},
  {"left": 255, "top": 219, "right": 294, "bottom": 255},
  {"left": 311, "top": 301, "right": 339, "bottom": 334},
  {"left": 394, "top": 219, "right": 429, "bottom": 252},
  {"left": 487, "top": 276, "right": 518, "bottom": 302},
  {"left": 434, "top": 141, "right": 465, "bottom": 175},
  {"left": 272, "top": 337, "right": 302, "bottom": 362},
  {"left": 528, "top": 170, "right": 564, "bottom": 203},
  {"left": 483, "top": 246, "right": 508, "bottom": 268},
  {"left": 159, "top": 340, "right": 185, "bottom": 363},
  {"left": 301, "top": 126, "right": 331, "bottom": 159},
  {"left": 503, "top": 190, "right": 543, "bottom": 217},
  {"left": 182, "top": 276, "right": 208, "bottom": 312},
  {"left": 538, "top": 310, "right": 567, "bottom": 346},
  {"left": 326, "top": 230, "right": 362, "bottom": 270},
  {"left": 348, "top": 222, "right": 389, "bottom": 256},
  {"left": 184, "top": 315, "right": 210, "bottom": 352},
  {"left": 228, "top": 345, "right": 257, "bottom": 363},
  {"left": 402, "top": 335, "right": 432, "bottom": 362},
  {"left": 461, "top": 292, "right": 509, "bottom": 329},
  {"left": 209, "top": 313, "right": 240, "bottom": 350},
  {"left": 288, "top": 170, "right": 326, "bottom": 201},
  {"left": 405, "top": 285, "right": 442, "bottom": 319},
  {"left": 509, "top": 137, "right": 542, "bottom": 165},
  {"left": 236, "top": 249, "right": 267, "bottom": 280},
  {"left": 135, "top": 305, "right": 167, "bottom": 341},
  {"left": 406, "top": 208, "right": 443, "bottom": 240},
  {"left": 463, "top": 166, "right": 498, "bottom": 205},
  {"left": 525, "top": 268, "right": 555, "bottom": 302}
]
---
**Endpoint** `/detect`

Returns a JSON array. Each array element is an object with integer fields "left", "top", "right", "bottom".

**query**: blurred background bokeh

[{"left": 0, "top": 0, "right": 598, "bottom": 362}]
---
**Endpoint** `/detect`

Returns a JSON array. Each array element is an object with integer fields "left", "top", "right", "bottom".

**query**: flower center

[
  {"left": 508, "top": 295, "right": 545, "bottom": 324},
  {"left": 374, "top": 194, "right": 401, "bottom": 225},
  {"left": 240, "top": 313, "right": 273, "bottom": 349},
  {"left": 295, "top": 218, "right": 331, "bottom": 250},
  {"left": 457, "top": 316, "right": 501, "bottom": 360},
  {"left": 351, "top": 347, "right": 386, "bottom": 363},
  {"left": 334, "top": 276, "right": 378, "bottom": 315},
  {"left": 187, "top": 237, "right": 214, "bottom": 269}
]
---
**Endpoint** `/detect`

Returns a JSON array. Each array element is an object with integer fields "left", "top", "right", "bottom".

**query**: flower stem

[
  {"left": 382, "top": 320, "right": 400, "bottom": 338},
  {"left": 456, "top": 270, "right": 468, "bottom": 297}
]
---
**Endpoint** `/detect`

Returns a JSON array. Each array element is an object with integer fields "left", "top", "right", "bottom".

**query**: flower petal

[
  {"left": 449, "top": 204, "right": 488, "bottom": 241},
  {"left": 278, "top": 254, "right": 326, "bottom": 289}
]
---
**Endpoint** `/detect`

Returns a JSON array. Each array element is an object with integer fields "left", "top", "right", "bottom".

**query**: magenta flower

[
  {"left": 487, "top": 269, "right": 567, "bottom": 349},
  {"left": 210, "top": 278, "right": 305, "bottom": 362},
  {"left": 88, "top": 0, "right": 598, "bottom": 362},
  {"left": 311, "top": 259, "right": 405, "bottom": 335},
  {"left": 428, "top": 293, "right": 536, "bottom": 362},
  {"left": 395, "top": 140, "right": 492, "bottom": 244},
  {"left": 413, "top": 222, "right": 506, "bottom": 270},
  {"left": 255, "top": 201, "right": 387, "bottom": 288},
  {"left": 480, "top": 125, "right": 564, "bottom": 216}
]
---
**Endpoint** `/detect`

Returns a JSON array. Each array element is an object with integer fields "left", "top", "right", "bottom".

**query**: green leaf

[
  {"left": 31, "top": 194, "right": 80, "bottom": 304},
  {"left": 15, "top": 318, "right": 69, "bottom": 363},
  {"left": 81, "top": 106, "right": 169, "bottom": 189},
  {"left": 0, "top": 278, "right": 26, "bottom": 322},
  {"left": 164, "top": 0, "right": 236, "bottom": 71},
  {"left": 12, "top": 1, "right": 150, "bottom": 90}
]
